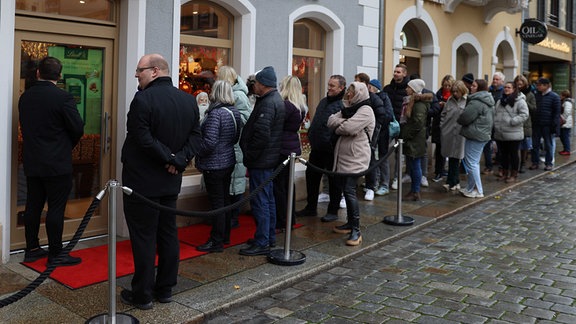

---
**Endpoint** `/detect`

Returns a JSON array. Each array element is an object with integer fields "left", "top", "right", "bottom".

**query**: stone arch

[{"left": 393, "top": 6, "right": 440, "bottom": 90}]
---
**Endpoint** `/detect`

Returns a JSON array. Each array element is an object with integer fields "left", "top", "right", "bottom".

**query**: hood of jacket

[
  {"left": 233, "top": 75, "right": 249, "bottom": 95},
  {"left": 468, "top": 90, "right": 495, "bottom": 108}
]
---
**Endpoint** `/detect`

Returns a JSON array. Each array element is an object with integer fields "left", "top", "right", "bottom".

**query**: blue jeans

[
  {"left": 532, "top": 125, "right": 554, "bottom": 167},
  {"left": 560, "top": 128, "right": 571, "bottom": 152},
  {"left": 406, "top": 156, "right": 422, "bottom": 193},
  {"left": 463, "top": 139, "right": 487, "bottom": 194},
  {"left": 249, "top": 168, "right": 276, "bottom": 247}
]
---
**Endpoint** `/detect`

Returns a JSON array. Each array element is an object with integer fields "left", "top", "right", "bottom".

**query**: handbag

[{"left": 389, "top": 114, "right": 400, "bottom": 138}]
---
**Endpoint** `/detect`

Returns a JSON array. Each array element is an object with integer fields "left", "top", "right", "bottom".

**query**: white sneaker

[
  {"left": 401, "top": 174, "right": 411, "bottom": 183},
  {"left": 391, "top": 178, "right": 398, "bottom": 190},
  {"left": 421, "top": 176, "right": 429, "bottom": 187},
  {"left": 375, "top": 186, "right": 389, "bottom": 196},
  {"left": 364, "top": 189, "right": 374, "bottom": 201},
  {"left": 339, "top": 196, "right": 347, "bottom": 208},
  {"left": 317, "top": 192, "right": 330, "bottom": 203},
  {"left": 461, "top": 189, "right": 484, "bottom": 198}
]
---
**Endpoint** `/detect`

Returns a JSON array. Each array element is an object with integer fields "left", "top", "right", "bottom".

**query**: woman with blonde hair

[
  {"left": 195, "top": 80, "right": 243, "bottom": 252},
  {"left": 274, "top": 75, "right": 307, "bottom": 231},
  {"left": 216, "top": 66, "right": 251, "bottom": 229}
]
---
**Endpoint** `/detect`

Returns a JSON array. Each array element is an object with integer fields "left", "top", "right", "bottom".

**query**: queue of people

[{"left": 21, "top": 53, "right": 572, "bottom": 311}]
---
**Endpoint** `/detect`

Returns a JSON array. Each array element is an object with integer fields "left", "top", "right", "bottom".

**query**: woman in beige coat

[{"left": 327, "top": 82, "right": 375, "bottom": 246}]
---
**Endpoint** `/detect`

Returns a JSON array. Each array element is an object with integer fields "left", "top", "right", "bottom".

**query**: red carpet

[{"left": 22, "top": 215, "right": 301, "bottom": 289}]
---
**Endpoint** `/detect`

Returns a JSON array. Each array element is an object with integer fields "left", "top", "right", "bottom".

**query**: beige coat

[{"left": 327, "top": 82, "right": 375, "bottom": 174}]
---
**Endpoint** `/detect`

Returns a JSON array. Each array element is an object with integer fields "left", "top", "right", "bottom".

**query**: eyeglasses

[{"left": 135, "top": 66, "right": 156, "bottom": 73}]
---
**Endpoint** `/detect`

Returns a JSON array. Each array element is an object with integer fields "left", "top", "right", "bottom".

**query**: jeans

[
  {"left": 24, "top": 174, "right": 73, "bottom": 255},
  {"left": 463, "top": 139, "right": 488, "bottom": 194},
  {"left": 203, "top": 167, "right": 234, "bottom": 244},
  {"left": 560, "top": 128, "right": 571, "bottom": 152},
  {"left": 531, "top": 125, "right": 554, "bottom": 167},
  {"left": 249, "top": 168, "right": 276, "bottom": 247},
  {"left": 406, "top": 156, "right": 422, "bottom": 193}
]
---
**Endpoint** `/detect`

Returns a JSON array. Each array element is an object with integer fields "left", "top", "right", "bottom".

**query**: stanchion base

[
  {"left": 86, "top": 313, "right": 139, "bottom": 324},
  {"left": 267, "top": 249, "right": 306, "bottom": 266},
  {"left": 383, "top": 215, "right": 415, "bottom": 226}
]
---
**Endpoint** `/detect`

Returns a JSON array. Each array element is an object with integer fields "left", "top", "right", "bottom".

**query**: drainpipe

[{"left": 377, "top": 0, "right": 385, "bottom": 80}]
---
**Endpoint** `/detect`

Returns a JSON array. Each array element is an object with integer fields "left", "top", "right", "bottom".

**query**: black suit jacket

[
  {"left": 18, "top": 81, "right": 84, "bottom": 177},
  {"left": 121, "top": 77, "right": 201, "bottom": 197}
]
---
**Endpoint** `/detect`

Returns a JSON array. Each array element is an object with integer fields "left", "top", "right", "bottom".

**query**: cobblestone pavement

[{"left": 206, "top": 163, "right": 576, "bottom": 324}]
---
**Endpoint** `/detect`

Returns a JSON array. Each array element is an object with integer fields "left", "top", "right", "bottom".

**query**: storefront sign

[
  {"left": 536, "top": 37, "right": 571, "bottom": 53},
  {"left": 517, "top": 19, "right": 547, "bottom": 44}
]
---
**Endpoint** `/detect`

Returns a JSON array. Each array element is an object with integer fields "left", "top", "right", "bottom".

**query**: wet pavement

[{"left": 1, "top": 146, "right": 576, "bottom": 323}]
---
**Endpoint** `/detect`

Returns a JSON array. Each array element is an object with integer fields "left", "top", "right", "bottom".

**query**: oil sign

[{"left": 517, "top": 19, "right": 548, "bottom": 44}]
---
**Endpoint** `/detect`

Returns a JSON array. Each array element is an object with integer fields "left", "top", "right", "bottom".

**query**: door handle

[{"left": 103, "top": 111, "right": 111, "bottom": 154}]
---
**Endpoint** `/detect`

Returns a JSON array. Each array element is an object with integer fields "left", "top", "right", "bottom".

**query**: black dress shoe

[
  {"left": 153, "top": 292, "right": 173, "bottom": 303},
  {"left": 47, "top": 254, "right": 81, "bottom": 267},
  {"left": 333, "top": 223, "right": 352, "bottom": 234},
  {"left": 196, "top": 240, "right": 223, "bottom": 253},
  {"left": 120, "top": 289, "right": 153, "bottom": 310},
  {"left": 321, "top": 213, "right": 338, "bottom": 222},
  {"left": 295, "top": 208, "right": 317, "bottom": 217},
  {"left": 246, "top": 238, "right": 276, "bottom": 248},
  {"left": 23, "top": 247, "right": 48, "bottom": 263},
  {"left": 239, "top": 244, "right": 270, "bottom": 256}
]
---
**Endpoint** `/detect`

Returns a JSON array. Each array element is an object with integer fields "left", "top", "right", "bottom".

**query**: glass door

[{"left": 11, "top": 30, "right": 114, "bottom": 250}]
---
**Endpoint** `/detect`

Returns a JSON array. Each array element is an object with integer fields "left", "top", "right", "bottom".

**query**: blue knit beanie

[
  {"left": 369, "top": 79, "right": 382, "bottom": 91},
  {"left": 255, "top": 66, "right": 277, "bottom": 88}
]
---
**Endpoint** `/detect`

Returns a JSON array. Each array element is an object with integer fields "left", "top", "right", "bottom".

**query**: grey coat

[
  {"left": 440, "top": 95, "right": 466, "bottom": 159},
  {"left": 493, "top": 92, "right": 528, "bottom": 142}
]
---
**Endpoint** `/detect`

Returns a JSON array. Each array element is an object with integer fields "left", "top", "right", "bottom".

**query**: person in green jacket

[
  {"left": 400, "top": 79, "right": 432, "bottom": 201},
  {"left": 457, "top": 79, "right": 495, "bottom": 198}
]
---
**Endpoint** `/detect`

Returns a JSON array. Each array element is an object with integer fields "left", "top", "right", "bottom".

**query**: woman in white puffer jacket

[{"left": 493, "top": 81, "right": 528, "bottom": 183}]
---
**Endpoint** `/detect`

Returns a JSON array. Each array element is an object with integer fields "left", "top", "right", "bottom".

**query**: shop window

[
  {"left": 16, "top": 0, "right": 115, "bottom": 23},
  {"left": 292, "top": 18, "right": 325, "bottom": 159},
  {"left": 180, "top": 1, "right": 233, "bottom": 174}
]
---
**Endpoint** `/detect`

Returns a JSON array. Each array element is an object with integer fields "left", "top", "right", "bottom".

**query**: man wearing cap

[
  {"left": 530, "top": 77, "right": 561, "bottom": 171},
  {"left": 462, "top": 73, "right": 475, "bottom": 92},
  {"left": 239, "top": 66, "right": 285, "bottom": 256}
]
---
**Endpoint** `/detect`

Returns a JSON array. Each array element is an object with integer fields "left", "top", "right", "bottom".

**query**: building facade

[{"left": 2, "top": 0, "right": 567, "bottom": 263}]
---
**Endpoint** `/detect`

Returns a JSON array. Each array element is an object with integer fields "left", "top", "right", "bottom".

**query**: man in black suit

[
  {"left": 19, "top": 56, "right": 85, "bottom": 266},
  {"left": 121, "top": 54, "right": 201, "bottom": 310}
]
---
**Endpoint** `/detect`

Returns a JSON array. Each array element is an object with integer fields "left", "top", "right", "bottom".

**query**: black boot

[
  {"left": 345, "top": 216, "right": 362, "bottom": 246},
  {"left": 333, "top": 222, "right": 352, "bottom": 234}
]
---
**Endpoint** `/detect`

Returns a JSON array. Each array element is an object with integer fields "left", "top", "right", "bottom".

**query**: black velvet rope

[
  {"left": 124, "top": 158, "right": 288, "bottom": 218},
  {"left": 0, "top": 191, "right": 104, "bottom": 308},
  {"left": 299, "top": 141, "right": 398, "bottom": 177}
]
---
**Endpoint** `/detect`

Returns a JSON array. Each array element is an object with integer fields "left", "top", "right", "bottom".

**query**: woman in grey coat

[
  {"left": 493, "top": 81, "right": 528, "bottom": 183},
  {"left": 440, "top": 80, "right": 468, "bottom": 191}
]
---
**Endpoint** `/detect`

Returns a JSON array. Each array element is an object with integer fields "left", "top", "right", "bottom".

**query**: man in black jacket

[
  {"left": 383, "top": 64, "right": 409, "bottom": 189},
  {"left": 19, "top": 56, "right": 84, "bottom": 266},
  {"left": 530, "top": 77, "right": 561, "bottom": 171},
  {"left": 121, "top": 54, "right": 201, "bottom": 309},
  {"left": 296, "top": 75, "right": 346, "bottom": 222},
  {"left": 239, "top": 66, "right": 285, "bottom": 256}
]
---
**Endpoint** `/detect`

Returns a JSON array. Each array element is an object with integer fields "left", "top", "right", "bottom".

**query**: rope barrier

[
  {"left": 0, "top": 188, "right": 106, "bottom": 308},
  {"left": 124, "top": 158, "right": 288, "bottom": 218},
  {"left": 298, "top": 141, "right": 398, "bottom": 177}
]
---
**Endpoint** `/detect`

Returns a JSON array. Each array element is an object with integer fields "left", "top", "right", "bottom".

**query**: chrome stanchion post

[
  {"left": 383, "top": 139, "right": 415, "bottom": 226},
  {"left": 87, "top": 180, "right": 138, "bottom": 324},
  {"left": 268, "top": 153, "right": 306, "bottom": 266}
]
